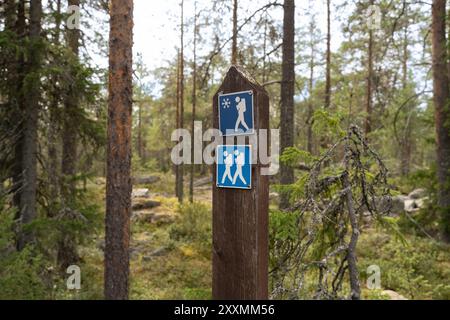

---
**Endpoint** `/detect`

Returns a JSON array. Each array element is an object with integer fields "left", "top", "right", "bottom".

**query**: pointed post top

[{"left": 216, "top": 65, "right": 268, "bottom": 97}]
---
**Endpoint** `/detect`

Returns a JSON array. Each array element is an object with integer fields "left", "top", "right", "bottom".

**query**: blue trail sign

[
  {"left": 218, "top": 90, "right": 254, "bottom": 136},
  {"left": 216, "top": 145, "right": 252, "bottom": 190}
]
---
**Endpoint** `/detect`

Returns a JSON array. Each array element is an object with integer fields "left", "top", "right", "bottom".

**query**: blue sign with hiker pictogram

[
  {"left": 216, "top": 145, "right": 252, "bottom": 190},
  {"left": 218, "top": 90, "right": 254, "bottom": 136}
]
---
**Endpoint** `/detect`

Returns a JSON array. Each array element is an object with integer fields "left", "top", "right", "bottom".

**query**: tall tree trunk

[
  {"left": 400, "top": 22, "right": 412, "bottom": 177},
  {"left": 432, "top": 0, "right": 450, "bottom": 242},
  {"left": 324, "top": 0, "right": 331, "bottom": 110},
  {"left": 57, "top": 0, "right": 81, "bottom": 270},
  {"left": 175, "top": 49, "right": 180, "bottom": 199},
  {"left": 307, "top": 37, "right": 314, "bottom": 155},
  {"left": 104, "top": 0, "right": 134, "bottom": 300},
  {"left": 5, "top": 0, "right": 16, "bottom": 28},
  {"left": 343, "top": 139, "right": 361, "bottom": 300},
  {"left": 262, "top": 12, "right": 268, "bottom": 83},
  {"left": 17, "top": 0, "right": 42, "bottom": 250},
  {"left": 137, "top": 100, "right": 143, "bottom": 160},
  {"left": 279, "top": 0, "right": 295, "bottom": 209},
  {"left": 48, "top": 0, "right": 62, "bottom": 209},
  {"left": 231, "top": 0, "right": 238, "bottom": 65},
  {"left": 4, "top": 0, "right": 18, "bottom": 192},
  {"left": 189, "top": 2, "right": 198, "bottom": 203},
  {"left": 62, "top": 0, "right": 80, "bottom": 198},
  {"left": 12, "top": 0, "right": 26, "bottom": 214},
  {"left": 365, "top": 0, "right": 374, "bottom": 136},
  {"left": 176, "top": 0, "right": 185, "bottom": 203}
]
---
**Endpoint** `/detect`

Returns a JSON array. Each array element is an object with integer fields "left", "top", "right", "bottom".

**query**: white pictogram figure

[
  {"left": 232, "top": 149, "right": 247, "bottom": 185},
  {"left": 221, "top": 151, "right": 234, "bottom": 184},
  {"left": 234, "top": 96, "right": 250, "bottom": 132}
]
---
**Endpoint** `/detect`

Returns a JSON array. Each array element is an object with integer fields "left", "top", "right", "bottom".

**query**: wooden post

[{"left": 212, "top": 66, "right": 269, "bottom": 300}]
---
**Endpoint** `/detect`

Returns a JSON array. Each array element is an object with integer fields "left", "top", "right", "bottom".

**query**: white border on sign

[
  {"left": 218, "top": 90, "right": 255, "bottom": 137},
  {"left": 216, "top": 145, "right": 252, "bottom": 190}
]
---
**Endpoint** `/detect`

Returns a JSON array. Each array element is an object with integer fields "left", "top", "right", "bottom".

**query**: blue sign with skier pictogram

[{"left": 218, "top": 90, "right": 254, "bottom": 136}]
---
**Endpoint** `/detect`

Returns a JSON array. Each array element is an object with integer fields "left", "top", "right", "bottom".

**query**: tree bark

[
  {"left": 189, "top": 2, "right": 198, "bottom": 203},
  {"left": 137, "top": 100, "right": 143, "bottom": 160},
  {"left": 343, "top": 136, "right": 361, "bottom": 300},
  {"left": 231, "top": 0, "right": 238, "bottom": 65},
  {"left": 57, "top": 0, "right": 81, "bottom": 270},
  {"left": 48, "top": 0, "right": 62, "bottom": 208},
  {"left": 324, "top": 0, "right": 331, "bottom": 110},
  {"left": 365, "top": 0, "right": 374, "bottom": 136},
  {"left": 400, "top": 22, "right": 412, "bottom": 176},
  {"left": 344, "top": 170, "right": 361, "bottom": 300},
  {"left": 279, "top": 0, "right": 295, "bottom": 209},
  {"left": 262, "top": 12, "right": 268, "bottom": 83},
  {"left": 17, "top": 0, "right": 42, "bottom": 250},
  {"left": 4, "top": 0, "right": 19, "bottom": 199},
  {"left": 432, "top": 0, "right": 450, "bottom": 242},
  {"left": 175, "top": 49, "right": 180, "bottom": 200},
  {"left": 11, "top": 0, "right": 26, "bottom": 214},
  {"left": 307, "top": 16, "right": 316, "bottom": 155},
  {"left": 104, "top": 0, "right": 134, "bottom": 300},
  {"left": 62, "top": 0, "right": 80, "bottom": 198},
  {"left": 5, "top": 0, "right": 16, "bottom": 29},
  {"left": 176, "top": 0, "right": 185, "bottom": 203}
]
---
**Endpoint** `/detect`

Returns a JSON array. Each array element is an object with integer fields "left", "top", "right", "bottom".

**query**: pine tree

[
  {"left": 279, "top": 0, "right": 295, "bottom": 209},
  {"left": 104, "top": 0, "right": 134, "bottom": 300}
]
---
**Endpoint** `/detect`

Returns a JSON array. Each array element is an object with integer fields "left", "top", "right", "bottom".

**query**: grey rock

[
  {"left": 194, "top": 177, "right": 212, "bottom": 187},
  {"left": 389, "top": 195, "right": 409, "bottom": 216},
  {"left": 151, "top": 247, "right": 168, "bottom": 256},
  {"left": 132, "top": 188, "right": 150, "bottom": 198},
  {"left": 96, "top": 239, "right": 105, "bottom": 251},
  {"left": 132, "top": 199, "right": 161, "bottom": 211},
  {"left": 269, "top": 192, "right": 279, "bottom": 201},
  {"left": 408, "top": 188, "right": 427, "bottom": 200},
  {"left": 143, "top": 247, "right": 169, "bottom": 261},
  {"left": 382, "top": 290, "right": 408, "bottom": 300},
  {"left": 151, "top": 213, "right": 175, "bottom": 224},
  {"left": 131, "top": 211, "right": 155, "bottom": 223},
  {"left": 405, "top": 199, "right": 420, "bottom": 213},
  {"left": 132, "top": 176, "right": 160, "bottom": 185},
  {"left": 131, "top": 211, "right": 175, "bottom": 225}
]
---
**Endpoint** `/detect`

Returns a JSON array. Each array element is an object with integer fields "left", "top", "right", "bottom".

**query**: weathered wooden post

[{"left": 212, "top": 66, "right": 269, "bottom": 300}]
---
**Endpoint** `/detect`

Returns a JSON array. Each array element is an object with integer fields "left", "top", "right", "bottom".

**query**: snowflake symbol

[{"left": 222, "top": 98, "right": 231, "bottom": 109}]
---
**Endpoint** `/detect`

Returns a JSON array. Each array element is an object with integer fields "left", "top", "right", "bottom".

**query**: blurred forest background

[{"left": 0, "top": 0, "right": 449, "bottom": 300}]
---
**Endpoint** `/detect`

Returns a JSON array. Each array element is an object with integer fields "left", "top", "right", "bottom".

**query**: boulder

[
  {"left": 363, "top": 195, "right": 405, "bottom": 216},
  {"left": 389, "top": 195, "right": 409, "bottom": 216},
  {"left": 96, "top": 239, "right": 105, "bottom": 251},
  {"left": 131, "top": 211, "right": 175, "bottom": 225},
  {"left": 405, "top": 199, "right": 420, "bottom": 213},
  {"left": 143, "top": 246, "right": 169, "bottom": 261},
  {"left": 94, "top": 177, "right": 106, "bottom": 185},
  {"left": 269, "top": 192, "right": 279, "bottom": 201},
  {"left": 132, "top": 176, "right": 160, "bottom": 185},
  {"left": 132, "top": 199, "right": 161, "bottom": 211},
  {"left": 415, "top": 197, "right": 428, "bottom": 209},
  {"left": 131, "top": 211, "right": 155, "bottom": 223},
  {"left": 194, "top": 176, "right": 212, "bottom": 187},
  {"left": 151, "top": 213, "right": 175, "bottom": 224},
  {"left": 382, "top": 290, "right": 408, "bottom": 300},
  {"left": 408, "top": 188, "right": 427, "bottom": 199},
  {"left": 132, "top": 188, "right": 150, "bottom": 198}
]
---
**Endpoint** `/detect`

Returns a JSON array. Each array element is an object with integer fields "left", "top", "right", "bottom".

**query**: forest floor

[{"left": 66, "top": 173, "right": 450, "bottom": 300}]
